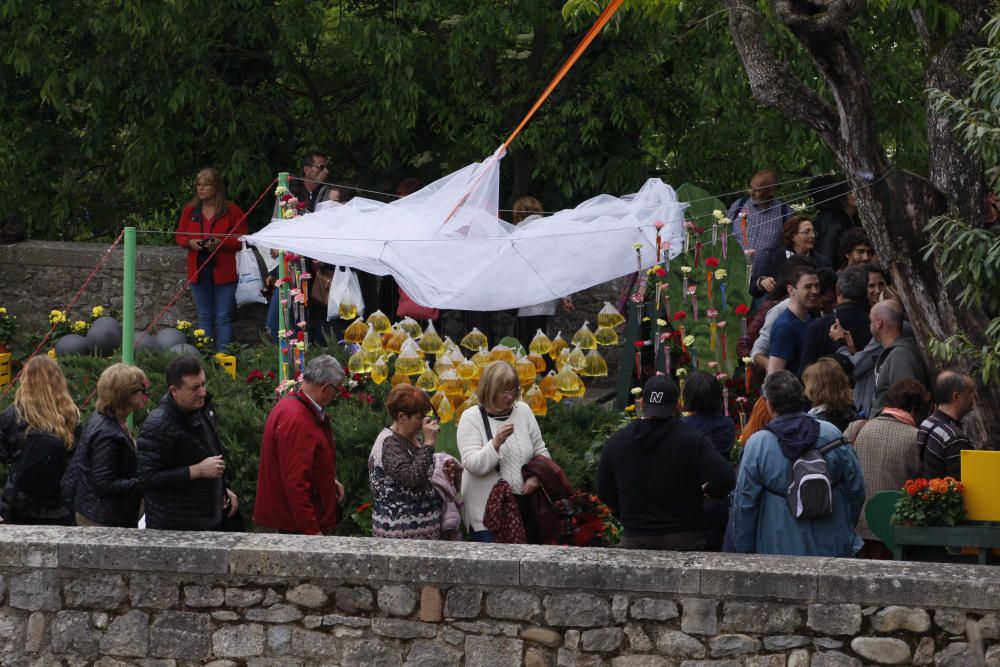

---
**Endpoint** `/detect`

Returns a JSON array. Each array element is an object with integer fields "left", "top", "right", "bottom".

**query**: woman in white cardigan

[{"left": 457, "top": 361, "right": 550, "bottom": 542}]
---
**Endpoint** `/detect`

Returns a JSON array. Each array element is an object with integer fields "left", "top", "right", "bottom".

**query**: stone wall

[
  {"left": 1, "top": 526, "right": 999, "bottom": 666},
  {"left": 0, "top": 241, "right": 624, "bottom": 376}
]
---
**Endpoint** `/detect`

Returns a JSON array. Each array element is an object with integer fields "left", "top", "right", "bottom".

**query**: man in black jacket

[
  {"left": 137, "top": 357, "right": 238, "bottom": 531},
  {"left": 799, "top": 264, "right": 871, "bottom": 371},
  {"left": 597, "top": 375, "right": 735, "bottom": 551}
]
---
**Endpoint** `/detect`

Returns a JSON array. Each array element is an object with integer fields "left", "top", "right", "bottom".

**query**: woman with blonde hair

[
  {"left": 0, "top": 355, "right": 79, "bottom": 524},
  {"left": 175, "top": 167, "right": 247, "bottom": 350},
  {"left": 803, "top": 357, "right": 858, "bottom": 431},
  {"left": 64, "top": 363, "right": 148, "bottom": 527},
  {"left": 457, "top": 361, "right": 550, "bottom": 542}
]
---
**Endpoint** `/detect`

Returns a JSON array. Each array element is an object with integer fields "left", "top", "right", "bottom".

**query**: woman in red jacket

[{"left": 175, "top": 168, "right": 246, "bottom": 350}]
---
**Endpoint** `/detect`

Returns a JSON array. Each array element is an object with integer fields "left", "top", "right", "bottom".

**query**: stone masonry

[{"left": 0, "top": 526, "right": 999, "bottom": 665}]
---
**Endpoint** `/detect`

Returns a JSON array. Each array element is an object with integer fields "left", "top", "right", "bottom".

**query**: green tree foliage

[
  {"left": 1, "top": 0, "right": 931, "bottom": 240},
  {"left": 924, "top": 14, "right": 1000, "bottom": 384}
]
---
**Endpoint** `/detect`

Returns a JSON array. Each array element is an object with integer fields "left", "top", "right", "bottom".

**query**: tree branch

[
  {"left": 772, "top": 0, "right": 863, "bottom": 33},
  {"left": 721, "top": 0, "right": 839, "bottom": 146}
]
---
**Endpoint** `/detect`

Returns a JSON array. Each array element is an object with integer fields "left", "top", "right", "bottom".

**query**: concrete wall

[{"left": 1, "top": 526, "right": 998, "bottom": 665}]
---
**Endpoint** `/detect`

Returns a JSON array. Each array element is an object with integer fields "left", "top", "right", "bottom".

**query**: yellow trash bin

[{"left": 214, "top": 353, "right": 237, "bottom": 380}]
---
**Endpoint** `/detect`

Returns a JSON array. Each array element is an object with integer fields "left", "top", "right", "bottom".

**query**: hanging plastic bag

[
  {"left": 235, "top": 243, "right": 267, "bottom": 306},
  {"left": 327, "top": 266, "right": 365, "bottom": 321},
  {"left": 597, "top": 301, "right": 626, "bottom": 328}
]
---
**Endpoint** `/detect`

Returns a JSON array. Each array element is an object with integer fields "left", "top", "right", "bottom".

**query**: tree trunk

[{"left": 723, "top": 0, "right": 999, "bottom": 447}]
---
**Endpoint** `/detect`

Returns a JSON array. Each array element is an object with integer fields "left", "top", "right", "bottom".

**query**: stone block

[
  {"left": 420, "top": 585, "right": 444, "bottom": 622},
  {"left": 811, "top": 651, "right": 862, "bottom": 667},
  {"left": 807, "top": 604, "right": 861, "bottom": 636},
  {"left": 487, "top": 589, "right": 541, "bottom": 621},
  {"left": 745, "top": 657, "right": 787, "bottom": 667},
  {"left": 979, "top": 613, "right": 1000, "bottom": 639},
  {"left": 25, "top": 611, "right": 45, "bottom": 653},
  {"left": 63, "top": 574, "right": 128, "bottom": 609},
  {"left": 225, "top": 587, "right": 265, "bottom": 608},
  {"left": 523, "top": 545, "right": 699, "bottom": 594},
  {"left": 610, "top": 657, "right": 673, "bottom": 667},
  {"left": 0, "top": 525, "right": 68, "bottom": 568},
  {"left": 557, "top": 647, "right": 605, "bottom": 666},
  {"left": 212, "top": 624, "right": 265, "bottom": 658},
  {"left": 248, "top": 659, "right": 304, "bottom": 667},
  {"left": 341, "top": 638, "right": 404, "bottom": 666},
  {"left": 290, "top": 627, "right": 341, "bottom": 660},
  {"left": 933, "top": 609, "right": 967, "bottom": 634},
  {"left": 788, "top": 649, "right": 810, "bottom": 667},
  {"left": 440, "top": 626, "right": 466, "bottom": 645},
  {"left": 9, "top": 570, "right": 61, "bottom": 611},
  {"left": 51, "top": 610, "right": 99, "bottom": 657},
  {"left": 849, "top": 637, "right": 909, "bottom": 664},
  {"left": 212, "top": 611, "right": 240, "bottom": 621},
  {"left": 183, "top": 585, "right": 224, "bottom": 608},
  {"left": 453, "top": 619, "right": 520, "bottom": 636},
  {"left": 0, "top": 609, "right": 28, "bottom": 653},
  {"left": 130, "top": 575, "right": 179, "bottom": 609},
  {"left": 336, "top": 586, "right": 375, "bottom": 613},
  {"left": 986, "top": 644, "right": 1000, "bottom": 667},
  {"left": 465, "top": 635, "right": 524, "bottom": 667},
  {"left": 581, "top": 627, "right": 624, "bottom": 652},
  {"left": 544, "top": 593, "right": 611, "bottom": 627},
  {"left": 613, "top": 595, "right": 629, "bottom": 624},
  {"left": 525, "top": 647, "right": 549, "bottom": 667},
  {"left": 721, "top": 601, "right": 801, "bottom": 634},
  {"left": 565, "top": 629, "right": 581, "bottom": 649},
  {"left": 763, "top": 635, "right": 811, "bottom": 651},
  {"left": 655, "top": 629, "right": 707, "bottom": 659},
  {"left": 677, "top": 661, "right": 740, "bottom": 667},
  {"left": 230, "top": 534, "right": 390, "bottom": 580},
  {"left": 445, "top": 588, "right": 483, "bottom": 618},
  {"left": 285, "top": 583, "right": 327, "bottom": 609},
  {"left": 814, "top": 637, "right": 843, "bottom": 649},
  {"left": 390, "top": 541, "right": 530, "bottom": 586},
  {"left": 204, "top": 661, "right": 239, "bottom": 667},
  {"left": 94, "top": 611, "right": 110, "bottom": 628},
  {"left": 302, "top": 615, "right": 322, "bottom": 629},
  {"left": 681, "top": 598, "right": 718, "bottom": 635},
  {"left": 708, "top": 634, "right": 761, "bottom": 657},
  {"left": 58, "top": 528, "right": 241, "bottom": 574},
  {"left": 698, "top": 553, "right": 820, "bottom": 601},
  {"left": 631, "top": 598, "right": 679, "bottom": 621},
  {"left": 335, "top": 626, "right": 364, "bottom": 637},
  {"left": 379, "top": 585, "right": 418, "bottom": 616},
  {"left": 871, "top": 606, "right": 931, "bottom": 633},
  {"left": 522, "top": 627, "right": 563, "bottom": 648},
  {"left": 372, "top": 618, "right": 438, "bottom": 639},
  {"left": 934, "top": 643, "right": 970, "bottom": 667},
  {"left": 244, "top": 603, "right": 304, "bottom": 623},
  {"left": 100, "top": 610, "right": 150, "bottom": 657},
  {"left": 148, "top": 610, "right": 211, "bottom": 660},
  {"left": 624, "top": 623, "right": 654, "bottom": 652},
  {"left": 321, "top": 613, "right": 371, "bottom": 628},
  {"left": 404, "top": 639, "right": 465, "bottom": 667},
  {"left": 913, "top": 636, "right": 935, "bottom": 665}
]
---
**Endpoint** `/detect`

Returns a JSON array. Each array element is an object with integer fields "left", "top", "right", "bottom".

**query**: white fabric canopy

[{"left": 245, "top": 147, "right": 687, "bottom": 310}]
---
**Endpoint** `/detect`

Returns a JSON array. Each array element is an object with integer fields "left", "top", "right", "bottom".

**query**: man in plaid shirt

[
  {"left": 918, "top": 371, "right": 976, "bottom": 479},
  {"left": 727, "top": 169, "right": 793, "bottom": 257}
]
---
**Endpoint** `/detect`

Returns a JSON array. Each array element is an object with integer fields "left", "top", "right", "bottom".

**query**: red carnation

[
  {"left": 673, "top": 311, "right": 687, "bottom": 321},
  {"left": 633, "top": 340, "right": 645, "bottom": 349},
  {"left": 705, "top": 257, "right": 720, "bottom": 269},
  {"left": 654, "top": 266, "right": 667, "bottom": 277},
  {"left": 735, "top": 304, "right": 750, "bottom": 316}
]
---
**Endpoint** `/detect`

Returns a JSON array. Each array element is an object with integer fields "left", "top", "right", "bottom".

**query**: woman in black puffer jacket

[{"left": 66, "top": 363, "right": 148, "bottom": 527}]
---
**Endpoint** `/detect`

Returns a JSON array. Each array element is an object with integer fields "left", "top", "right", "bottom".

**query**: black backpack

[{"left": 785, "top": 437, "right": 847, "bottom": 520}]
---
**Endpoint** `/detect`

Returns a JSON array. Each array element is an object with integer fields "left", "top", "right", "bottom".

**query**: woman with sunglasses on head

[
  {"left": 66, "top": 363, "right": 148, "bottom": 527},
  {"left": 457, "top": 361, "right": 551, "bottom": 542},
  {"left": 175, "top": 167, "right": 246, "bottom": 351}
]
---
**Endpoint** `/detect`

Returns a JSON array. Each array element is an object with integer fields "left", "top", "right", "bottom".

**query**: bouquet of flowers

[
  {"left": 892, "top": 477, "right": 966, "bottom": 527},
  {"left": 554, "top": 492, "right": 622, "bottom": 547}
]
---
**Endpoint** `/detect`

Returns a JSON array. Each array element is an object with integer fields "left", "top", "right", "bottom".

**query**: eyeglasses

[
  {"left": 498, "top": 387, "right": 521, "bottom": 397},
  {"left": 311, "top": 163, "right": 330, "bottom": 171},
  {"left": 131, "top": 387, "right": 147, "bottom": 396},
  {"left": 798, "top": 229, "right": 816, "bottom": 236}
]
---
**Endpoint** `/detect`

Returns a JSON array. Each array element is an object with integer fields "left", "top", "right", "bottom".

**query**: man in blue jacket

[{"left": 732, "top": 371, "right": 865, "bottom": 556}]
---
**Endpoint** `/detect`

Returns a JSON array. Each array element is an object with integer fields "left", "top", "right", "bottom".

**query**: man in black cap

[{"left": 597, "top": 375, "right": 735, "bottom": 551}]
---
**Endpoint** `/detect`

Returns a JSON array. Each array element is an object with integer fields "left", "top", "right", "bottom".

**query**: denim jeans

[
  {"left": 190, "top": 276, "right": 237, "bottom": 350},
  {"left": 265, "top": 290, "right": 280, "bottom": 342},
  {"left": 468, "top": 529, "right": 494, "bottom": 543}
]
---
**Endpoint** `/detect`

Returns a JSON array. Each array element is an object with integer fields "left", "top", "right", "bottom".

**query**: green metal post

[
  {"left": 122, "top": 227, "right": 136, "bottom": 364},
  {"left": 277, "top": 173, "right": 289, "bottom": 383}
]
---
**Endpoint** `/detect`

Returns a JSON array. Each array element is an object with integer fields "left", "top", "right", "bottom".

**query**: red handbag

[{"left": 397, "top": 288, "right": 439, "bottom": 320}]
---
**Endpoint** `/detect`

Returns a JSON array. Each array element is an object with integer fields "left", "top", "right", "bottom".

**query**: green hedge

[{"left": 0, "top": 343, "right": 624, "bottom": 534}]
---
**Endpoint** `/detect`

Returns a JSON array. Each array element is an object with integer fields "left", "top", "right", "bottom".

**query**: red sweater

[
  {"left": 254, "top": 391, "right": 338, "bottom": 535},
  {"left": 175, "top": 202, "right": 247, "bottom": 284}
]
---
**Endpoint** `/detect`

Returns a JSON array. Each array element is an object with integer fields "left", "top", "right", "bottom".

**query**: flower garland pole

[{"left": 276, "top": 172, "right": 291, "bottom": 383}]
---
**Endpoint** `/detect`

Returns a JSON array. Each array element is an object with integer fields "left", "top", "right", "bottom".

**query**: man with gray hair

[
  {"left": 254, "top": 355, "right": 346, "bottom": 534},
  {"left": 732, "top": 371, "right": 866, "bottom": 556},
  {"left": 870, "top": 300, "right": 928, "bottom": 414}
]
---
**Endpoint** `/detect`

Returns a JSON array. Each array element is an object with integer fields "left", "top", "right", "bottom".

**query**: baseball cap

[{"left": 641, "top": 374, "right": 679, "bottom": 419}]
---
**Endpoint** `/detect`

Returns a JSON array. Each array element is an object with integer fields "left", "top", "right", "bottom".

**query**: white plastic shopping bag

[
  {"left": 327, "top": 266, "right": 365, "bottom": 321},
  {"left": 235, "top": 242, "right": 267, "bottom": 305}
]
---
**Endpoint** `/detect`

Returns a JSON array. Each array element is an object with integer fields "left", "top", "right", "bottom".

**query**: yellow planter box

[
  {"left": 961, "top": 450, "right": 1000, "bottom": 522},
  {"left": 0, "top": 352, "right": 10, "bottom": 388},
  {"left": 214, "top": 353, "right": 237, "bottom": 380}
]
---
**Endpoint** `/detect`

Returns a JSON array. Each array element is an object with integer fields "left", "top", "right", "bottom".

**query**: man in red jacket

[{"left": 254, "top": 355, "right": 345, "bottom": 534}]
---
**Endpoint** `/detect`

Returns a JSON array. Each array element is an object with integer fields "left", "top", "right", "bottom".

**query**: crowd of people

[{"left": 0, "top": 164, "right": 981, "bottom": 562}]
